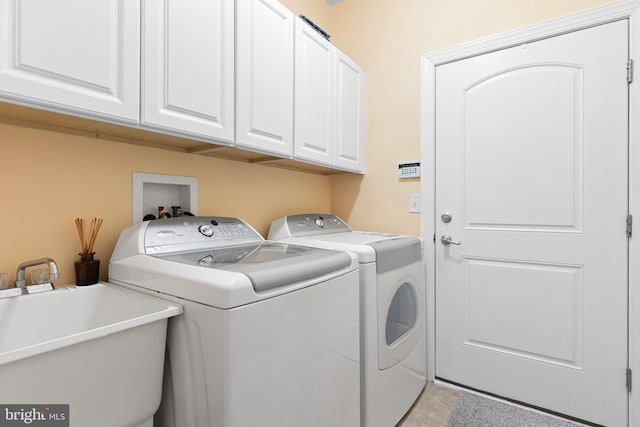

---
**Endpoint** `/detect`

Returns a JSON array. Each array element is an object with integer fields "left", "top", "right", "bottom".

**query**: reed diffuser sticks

[{"left": 74, "top": 217, "right": 103, "bottom": 255}]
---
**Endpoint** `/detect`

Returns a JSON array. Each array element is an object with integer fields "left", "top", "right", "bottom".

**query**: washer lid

[
  {"left": 154, "top": 242, "right": 352, "bottom": 292},
  {"left": 270, "top": 231, "right": 417, "bottom": 264}
]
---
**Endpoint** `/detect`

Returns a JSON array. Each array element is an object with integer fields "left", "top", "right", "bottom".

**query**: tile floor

[{"left": 397, "top": 382, "right": 460, "bottom": 427}]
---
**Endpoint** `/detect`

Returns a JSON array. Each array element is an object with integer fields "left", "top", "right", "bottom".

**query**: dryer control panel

[{"left": 269, "top": 214, "right": 352, "bottom": 239}]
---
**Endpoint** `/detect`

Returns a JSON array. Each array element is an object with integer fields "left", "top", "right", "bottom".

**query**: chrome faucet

[{"left": 15, "top": 257, "right": 60, "bottom": 288}]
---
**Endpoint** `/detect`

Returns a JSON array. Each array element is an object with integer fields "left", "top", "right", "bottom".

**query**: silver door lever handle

[{"left": 441, "top": 235, "right": 461, "bottom": 246}]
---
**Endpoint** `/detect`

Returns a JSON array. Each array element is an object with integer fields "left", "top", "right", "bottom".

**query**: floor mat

[{"left": 445, "top": 391, "right": 586, "bottom": 427}]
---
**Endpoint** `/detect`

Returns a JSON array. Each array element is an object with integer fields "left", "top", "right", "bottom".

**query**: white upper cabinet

[
  {"left": 141, "top": 0, "right": 234, "bottom": 143},
  {"left": 294, "top": 17, "right": 334, "bottom": 166},
  {"left": 0, "top": 0, "right": 140, "bottom": 122},
  {"left": 0, "top": 1, "right": 364, "bottom": 173},
  {"left": 294, "top": 17, "right": 365, "bottom": 173},
  {"left": 334, "top": 49, "right": 365, "bottom": 172},
  {"left": 236, "top": 0, "right": 294, "bottom": 157}
]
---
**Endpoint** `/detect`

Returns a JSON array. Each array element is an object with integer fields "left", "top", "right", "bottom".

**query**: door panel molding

[
  {"left": 463, "top": 63, "right": 584, "bottom": 233},
  {"left": 422, "top": 1, "right": 640, "bottom": 425},
  {"left": 463, "top": 257, "right": 584, "bottom": 369}
]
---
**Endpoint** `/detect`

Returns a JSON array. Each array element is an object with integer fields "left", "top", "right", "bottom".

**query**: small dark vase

[{"left": 75, "top": 252, "right": 100, "bottom": 286}]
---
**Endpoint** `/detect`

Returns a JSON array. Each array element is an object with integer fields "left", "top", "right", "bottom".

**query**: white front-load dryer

[{"left": 269, "top": 214, "right": 426, "bottom": 427}]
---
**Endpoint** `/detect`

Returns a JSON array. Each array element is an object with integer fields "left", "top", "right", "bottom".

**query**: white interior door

[{"left": 435, "top": 20, "right": 629, "bottom": 426}]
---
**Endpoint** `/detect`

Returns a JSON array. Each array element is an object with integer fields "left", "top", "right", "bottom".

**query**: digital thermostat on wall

[{"left": 398, "top": 160, "right": 421, "bottom": 178}]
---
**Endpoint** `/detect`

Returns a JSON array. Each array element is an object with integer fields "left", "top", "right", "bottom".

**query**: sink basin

[{"left": 0, "top": 282, "right": 182, "bottom": 427}]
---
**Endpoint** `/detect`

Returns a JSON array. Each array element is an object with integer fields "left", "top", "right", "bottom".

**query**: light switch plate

[{"left": 409, "top": 193, "right": 420, "bottom": 213}]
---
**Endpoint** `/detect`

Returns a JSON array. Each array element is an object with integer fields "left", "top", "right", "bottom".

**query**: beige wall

[
  {"left": 0, "top": 0, "right": 616, "bottom": 286},
  {"left": 0, "top": 123, "right": 331, "bottom": 285}
]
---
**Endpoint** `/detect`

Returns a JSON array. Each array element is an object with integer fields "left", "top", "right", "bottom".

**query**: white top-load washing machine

[
  {"left": 109, "top": 216, "right": 360, "bottom": 427},
  {"left": 269, "top": 214, "right": 426, "bottom": 427}
]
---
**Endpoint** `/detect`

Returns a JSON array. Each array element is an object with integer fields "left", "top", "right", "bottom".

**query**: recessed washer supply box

[{"left": 132, "top": 173, "right": 198, "bottom": 223}]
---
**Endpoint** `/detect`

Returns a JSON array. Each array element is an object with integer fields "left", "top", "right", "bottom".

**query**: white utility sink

[{"left": 0, "top": 282, "right": 182, "bottom": 427}]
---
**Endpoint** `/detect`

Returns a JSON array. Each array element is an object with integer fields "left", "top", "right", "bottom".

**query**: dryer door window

[{"left": 386, "top": 282, "right": 418, "bottom": 346}]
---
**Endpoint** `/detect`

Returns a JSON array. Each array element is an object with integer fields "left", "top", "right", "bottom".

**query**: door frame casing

[{"left": 421, "top": 0, "right": 640, "bottom": 424}]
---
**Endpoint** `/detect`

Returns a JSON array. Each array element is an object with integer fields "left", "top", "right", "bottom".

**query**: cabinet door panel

[
  {"left": 237, "top": 0, "right": 294, "bottom": 157},
  {"left": 142, "top": 0, "right": 234, "bottom": 143},
  {"left": 294, "top": 18, "right": 334, "bottom": 165},
  {"left": 0, "top": 0, "right": 139, "bottom": 122},
  {"left": 334, "top": 49, "right": 365, "bottom": 173}
]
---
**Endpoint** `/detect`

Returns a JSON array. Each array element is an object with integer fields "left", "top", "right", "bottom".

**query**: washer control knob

[
  {"left": 315, "top": 217, "right": 324, "bottom": 228},
  {"left": 198, "top": 255, "right": 214, "bottom": 266},
  {"left": 199, "top": 224, "right": 215, "bottom": 237}
]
